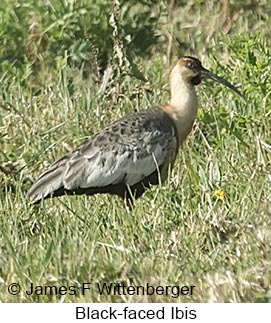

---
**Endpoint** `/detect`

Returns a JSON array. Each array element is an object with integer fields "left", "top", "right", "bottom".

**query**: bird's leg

[
  {"left": 123, "top": 194, "right": 134, "bottom": 213},
  {"left": 124, "top": 199, "right": 134, "bottom": 213}
]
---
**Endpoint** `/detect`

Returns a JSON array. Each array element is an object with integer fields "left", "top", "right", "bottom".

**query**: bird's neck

[{"left": 162, "top": 68, "right": 199, "bottom": 145}]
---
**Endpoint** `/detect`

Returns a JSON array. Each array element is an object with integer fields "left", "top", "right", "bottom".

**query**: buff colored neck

[{"left": 161, "top": 64, "right": 199, "bottom": 144}]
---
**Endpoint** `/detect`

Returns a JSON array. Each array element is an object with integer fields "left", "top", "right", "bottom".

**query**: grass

[{"left": 0, "top": 1, "right": 271, "bottom": 303}]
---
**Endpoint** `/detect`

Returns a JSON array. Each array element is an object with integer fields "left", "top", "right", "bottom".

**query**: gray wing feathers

[
  {"left": 27, "top": 163, "right": 66, "bottom": 201},
  {"left": 27, "top": 108, "right": 178, "bottom": 202}
]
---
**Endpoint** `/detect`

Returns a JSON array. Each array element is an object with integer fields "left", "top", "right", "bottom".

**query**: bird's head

[{"left": 173, "top": 56, "right": 244, "bottom": 98}]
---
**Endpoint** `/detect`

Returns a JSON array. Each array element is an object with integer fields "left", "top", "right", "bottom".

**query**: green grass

[{"left": 0, "top": 1, "right": 271, "bottom": 303}]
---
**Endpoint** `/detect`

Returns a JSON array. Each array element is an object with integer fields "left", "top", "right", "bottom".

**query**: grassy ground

[{"left": 0, "top": 1, "right": 271, "bottom": 302}]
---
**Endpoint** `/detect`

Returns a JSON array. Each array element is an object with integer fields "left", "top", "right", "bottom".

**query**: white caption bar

[{"left": 1, "top": 303, "right": 270, "bottom": 322}]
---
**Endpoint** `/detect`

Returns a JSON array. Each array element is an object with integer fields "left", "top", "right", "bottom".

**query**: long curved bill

[{"left": 200, "top": 68, "right": 245, "bottom": 99}]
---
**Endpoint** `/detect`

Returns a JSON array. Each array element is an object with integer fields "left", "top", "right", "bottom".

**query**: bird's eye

[{"left": 186, "top": 61, "right": 195, "bottom": 70}]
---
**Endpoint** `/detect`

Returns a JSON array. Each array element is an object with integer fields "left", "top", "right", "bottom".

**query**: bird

[{"left": 27, "top": 56, "right": 243, "bottom": 209}]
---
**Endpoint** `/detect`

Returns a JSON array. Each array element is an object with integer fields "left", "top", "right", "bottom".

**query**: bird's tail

[{"left": 27, "top": 163, "right": 66, "bottom": 203}]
